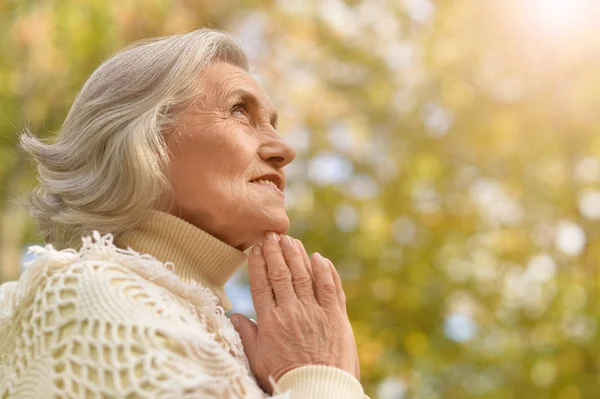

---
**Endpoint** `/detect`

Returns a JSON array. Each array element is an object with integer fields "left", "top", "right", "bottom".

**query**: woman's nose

[{"left": 258, "top": 137, "right": 296, "bottom": 169}]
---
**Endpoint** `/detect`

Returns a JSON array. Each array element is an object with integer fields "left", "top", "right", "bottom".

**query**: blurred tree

[{"left": 2, "top": 0, "right": 600, "bottom": 398}]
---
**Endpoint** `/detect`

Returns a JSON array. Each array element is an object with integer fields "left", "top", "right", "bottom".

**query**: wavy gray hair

[{"left": 20, "top": 28, "right": 249, "bottom": 249}]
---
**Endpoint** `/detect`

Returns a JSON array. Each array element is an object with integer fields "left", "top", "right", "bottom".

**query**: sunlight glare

[{"left": 528, "top": 0, "right": 593, "bottom": 36}]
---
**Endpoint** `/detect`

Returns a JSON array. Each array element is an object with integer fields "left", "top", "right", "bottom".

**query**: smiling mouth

[{"left": 249, "top": 179, "right": 283, "bottom": 194}]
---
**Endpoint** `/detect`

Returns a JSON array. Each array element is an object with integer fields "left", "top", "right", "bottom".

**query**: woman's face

[{"left": 166, "top": 61, "right": 296, "bottom": 251}]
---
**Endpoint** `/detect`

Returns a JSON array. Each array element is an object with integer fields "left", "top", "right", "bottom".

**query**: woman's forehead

[{"left": 202, "top": 62, "right": 274, "bottom": 107}]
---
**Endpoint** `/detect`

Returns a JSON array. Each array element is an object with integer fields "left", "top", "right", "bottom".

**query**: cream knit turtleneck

[
  {"left": 115, "top": 211, "right": 247, "bottom": 311},
  {"left": 0, "top": 212, "right": 366, "bottom": 398}
]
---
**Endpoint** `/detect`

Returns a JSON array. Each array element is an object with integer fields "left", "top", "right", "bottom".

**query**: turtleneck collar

[{"left": 114, "top": 211, "right": 248, "bottom": 311}]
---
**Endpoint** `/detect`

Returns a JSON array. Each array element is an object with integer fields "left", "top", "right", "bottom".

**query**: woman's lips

[{"left": 250, "top": 181, "right": 284, "bottom": 197}]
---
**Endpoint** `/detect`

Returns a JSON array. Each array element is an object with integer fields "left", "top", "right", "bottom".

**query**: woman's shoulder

[
  {"left": 1, "top": 232, "right": 210, "bottom": 332},
  {"left": 0, "top": 233, "right": 257, "bottom": 398}
]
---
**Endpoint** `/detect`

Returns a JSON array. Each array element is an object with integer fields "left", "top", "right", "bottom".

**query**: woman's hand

[{"left": 230, "top": 232, "right": 360, "bottom": 393}]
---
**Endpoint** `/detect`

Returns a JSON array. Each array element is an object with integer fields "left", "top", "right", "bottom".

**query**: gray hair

[{"left": 20, "top": 28, "right": 249, "bottom": 249}]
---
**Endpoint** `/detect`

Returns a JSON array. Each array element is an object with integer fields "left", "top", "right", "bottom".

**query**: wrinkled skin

[
  {"left": 231, "top": 233, "right": 360, "bottom": 393},
  {"left": 164, "top": 61, "right": 359, "bottom": 394},
  {"left": 165, "top": 61, "right": 295, "bottom": 251}
]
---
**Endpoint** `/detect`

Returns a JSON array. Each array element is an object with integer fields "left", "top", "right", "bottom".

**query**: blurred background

[{"left": 2, "top": 0, "right": 600, "bottom": 397}]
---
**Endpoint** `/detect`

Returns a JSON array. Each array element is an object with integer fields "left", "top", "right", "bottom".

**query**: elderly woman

[{"left": 0, "top": 29, "right": 365, "bottom": 398}]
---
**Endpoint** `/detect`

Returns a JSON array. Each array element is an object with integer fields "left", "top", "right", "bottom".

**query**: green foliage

[{"left": 2, "top": 1, "right": 600, "bottom": 397}]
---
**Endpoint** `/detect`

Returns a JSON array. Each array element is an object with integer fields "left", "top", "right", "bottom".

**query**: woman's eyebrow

[{"left": 227, "top": 88, "right": 279, "bottom": 128}]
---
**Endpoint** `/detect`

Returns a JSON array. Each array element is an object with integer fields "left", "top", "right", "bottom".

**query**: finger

[
  {"left": 326, "top": 258, "right": 347, "bottom": 313},
  {"left": 230, "top": 313, "right": 258, "bottom": 361},
  {"left": 296, "top": 239, "right": 317, "bottom": 295},
  {"left": 295, "top": 239, "right": 315, "bottom": 282},
  {"left": 247, "top": 244, "right": 275, "bottom": 311},
  {"left": 262, "top": 231, "right": 296, "bottom": 305},
  {"left": 281, "top": 235, "right": 315, "bottom": 302},
  {"left": 311, "top": 253, "right": 338, "bottom": 308}
]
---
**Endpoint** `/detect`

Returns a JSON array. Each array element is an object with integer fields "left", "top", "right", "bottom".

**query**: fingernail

[
  {"left": 231, "top": 315, "right": 239, "bottom": 326},
  {"left": 315, "top": 252, "right": 323, "bottom": 261},
  {"left": 266, "top": 231, "right": 278, "bottom": 241},
  {"left": 252, "top": 244, "right": 262, "bottom": 256},
  {"left": 282, "top": 235, "right": 293, "bottom": 247}
]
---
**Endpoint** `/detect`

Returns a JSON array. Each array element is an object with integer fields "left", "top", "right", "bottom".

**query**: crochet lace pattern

[{"left": 0, "top": 232, "right": 285, "bottom": 398}]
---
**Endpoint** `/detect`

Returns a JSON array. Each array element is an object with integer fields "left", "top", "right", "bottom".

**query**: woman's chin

[
  {"left": 259, "top": 221, "right": 290, "bottom": 241},
  {"left": 237, "top": 218, "right": 290, "bottom": 251},
  {"left": 273, "top": 214, "right": 291, "bottom": 235}
]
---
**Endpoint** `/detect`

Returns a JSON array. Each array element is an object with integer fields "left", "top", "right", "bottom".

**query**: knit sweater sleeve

[{"left": 0, "top": 257, "right": 365, "bottom": 398}]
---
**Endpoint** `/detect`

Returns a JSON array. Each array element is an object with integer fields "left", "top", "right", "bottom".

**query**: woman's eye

[{"left": 232, "top": 103, "right": 247, "bottom": 117}]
